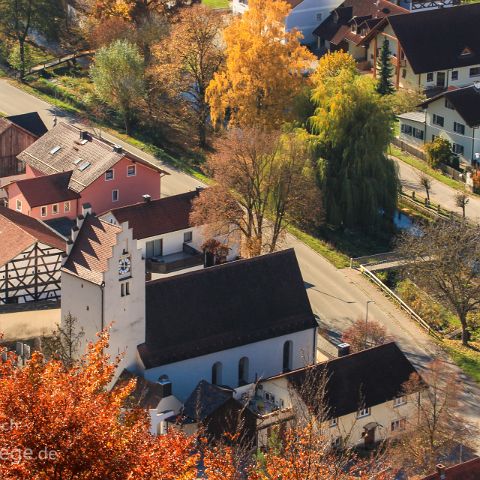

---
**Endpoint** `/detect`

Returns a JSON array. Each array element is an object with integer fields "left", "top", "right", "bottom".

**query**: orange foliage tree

[
  {"left": 0, "top": 332, "right": 198, "bottom": 480},
  {"left": 206, "top": 0, "right": 314, "bottom": 129}
]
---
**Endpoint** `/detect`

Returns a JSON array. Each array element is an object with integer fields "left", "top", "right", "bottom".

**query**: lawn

[
  {"left": 202, "top": 0, "right": 230, "bottom": 8},
  {"left": 444, "top": 340, "right": 480, "bottom": 383}
]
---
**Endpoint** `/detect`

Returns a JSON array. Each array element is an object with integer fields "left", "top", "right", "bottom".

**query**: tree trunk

[{"left": 460, "top": 313, "right": 469, "bottom": 346}]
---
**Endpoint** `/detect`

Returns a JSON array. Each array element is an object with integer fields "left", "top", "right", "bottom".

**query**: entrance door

[
  {"left": 436, "top": 72, "right": 446, "bottom": 88},
  {"left": 364, "top": 427, "right": 376, "bottom": 449}
]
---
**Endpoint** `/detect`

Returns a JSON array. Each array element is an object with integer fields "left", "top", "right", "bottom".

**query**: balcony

[{"left": 146, "top": 243, "right": 203, "bottom": 274}]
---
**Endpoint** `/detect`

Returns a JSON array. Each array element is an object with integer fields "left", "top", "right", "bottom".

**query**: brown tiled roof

[
  {"left": 9, "top": 171, "right": 80, "bottom": 207},
  {"left": 138, "top": 249, "right": 317, "bottom": 369},
  {"left": 313, "top": 0, "right": 408, "bottom": 45},
  {"left": 18, "top": 123, "right": 167, "bottom": 193},
  {"left": 114, "top": 370, "right": 165, "bottom": 410},
  {"left": 422, "top": 458, "right": 480, "bottom": 480},
  {"left": 62, "top": 214, "right": 121, "bottom": 285},
  {"left": 0, "top": 206, "right": 66, "bottom": 266},
  {"left": 105, "top": 190, "right": 200, "bottom": 240}
]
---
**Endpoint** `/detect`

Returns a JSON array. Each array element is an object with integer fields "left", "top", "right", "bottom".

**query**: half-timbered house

[{"left": 0, "top": 206, "right": 65, "bottom": 304}]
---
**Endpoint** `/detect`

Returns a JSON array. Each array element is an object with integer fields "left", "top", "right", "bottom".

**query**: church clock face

[{"left": 119, "top": 257, "right": 131, "bottom": 276}]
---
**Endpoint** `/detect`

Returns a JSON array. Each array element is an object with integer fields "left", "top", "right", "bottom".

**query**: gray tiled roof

[{"left": 18, "top": 122, "right": 165, "bottom": 193}]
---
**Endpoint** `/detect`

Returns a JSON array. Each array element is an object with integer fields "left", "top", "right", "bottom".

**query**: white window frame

[
  {"left": 16, "top": 199, "right": 22, "bottom": 212},
  {"left": 105, "top": 169, "right": 114, "bottom": 181},
  {"left": 329, "top": 417, "right": 338, "bottom": 427},
  {"left": 40, "top": 206, "right": 47, "bottom": 217},
  {"left": 52, "top": 204, "right": 59, "bottom": 215},
  {"left": 469, "top": 67, "right": 480, "bottom": 77},
  {"left": 112, "top": 189, "right": 119, "bottom": 202},
  {"left": 64, "top": 201, "right": 71, "bottom": 213},
  {"left": 454, "top": 122, "right": 465, "bottom": 135},
  {"left": 184, "top": 231, "right": 193, "bottom": 243},
  {"left": 432, "top": 114, "right": 444, "bottom": 127},
  {"left": 127, "top": 165, "right": 136, "bottom": 177},
  {"left": 357, "top": 407, "right": 371, "bottom": 419},
  {"left": 393, "top": 395, "right": 407, "bottom": 407},
  {"left": 391, "top": 418, "right": 406, "bottom": 432},
  {"left": 453, "top": 143, "right": 465, "bottom": 155},
  {"left": 426, "top": 72, "right": 434, "bottom": 82}
]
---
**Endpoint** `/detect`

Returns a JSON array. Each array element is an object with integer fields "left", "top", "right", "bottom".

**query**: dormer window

[
  {"left": 461, "top": 46, "right": 473, "bottom": 57},
  {"left": 351, "top": 24, "right": 356, "bottom": 33}
]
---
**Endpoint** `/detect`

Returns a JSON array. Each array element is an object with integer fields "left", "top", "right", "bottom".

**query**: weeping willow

[{"left": 309, "top": 67, "right": 399, "bottom": 232}]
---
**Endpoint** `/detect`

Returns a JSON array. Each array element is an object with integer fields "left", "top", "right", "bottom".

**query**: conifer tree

[{"left": 376, "top": 39, "right": 395, "bottom": 95}]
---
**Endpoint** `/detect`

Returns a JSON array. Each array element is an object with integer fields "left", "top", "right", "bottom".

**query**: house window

[
  {"left": 238, "top": 357, "right": 249, "bottom": 386},
  {"left": 64, "top": 201, "right": 70, "bottom": 213},
  {"left": 470, "top": 67, "right": 480, "bottom": 77},
  {"left": 445, "top": 98, "right": 455, "bottom": 110},
  {"left": 432, "top": 114, "right": 444, "bottom": 127},
  {"left": 357, "top": 407, "right": 371, "bottom": 418},
  {"left": 127, "top": 165, "right": 136, "bottom": 177},
  {"left": 40, "top": 206, "right": 47, "bottom": 217},
  {"left": 329, "top": 417, "right": 338, "bottom": 427},
  {"left": 121, "top": 282, "right": 130, "bottom": 297},
  {"left": 401, "top": 124, "right": 412, "bottom": 136},
  {"left": 121, "top": 283, "right": 125, "bottom": 297},
  {"left": 212, "top": 362, "right": 222, "bottom": 385},
  {"left": 391, "top": 419, "right": 406, "bottom": 432},
  {"left": 125, "top": 282, "right": 130, "bottom": 295},
  {"left": 426, "top": 72, "right": 434, "bottom": 82},
  {"left": 283, "top": 340, "right": 293, "bottom": 372},
  {"left": 146, "top": 238, "right": 162, "bottom": 258},
  {"left": 451, "top": 70, "right": 459, "bottom": 81},
  {"left": 414, "top": 128, "right": 424, "bottom": 140},
  {"left": 454, "top": 122, "right": 465, "bottom": 135},
  {"left": 16, "top": 200, "right": 22, "bottom": 212},
  {"left": 453, "top": 143, "right": 464, "bottom": 155},
  {"left": 52, "top": 204, "right": 59, "bottom": 215},
  {"left": 432, "top": 134, "right": 437, "bottom": 142},
  {"left": 183, "top": 231, "right": 193, "bottom": 243},
  {"left": 112, "top": 189, "right": 119, "bottom": 202},
  {"left": 105, "top": 169, "right": 114, "bottom": 181},
  {"left": 316, "top": 12, "right": 322, "bottom": 21},
  {"left": 331, "top": 437, "right": 342, "bottom": 448},
  {"left": 393, "top": 395, "right": 407, "bottom": 407}
]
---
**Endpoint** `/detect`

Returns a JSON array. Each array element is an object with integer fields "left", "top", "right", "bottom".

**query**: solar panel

[
  {"left": 49, "top": 146, "right": 61, "bottom": 155},
  {"left": 78, "top": 161, "right": 91, "bottom": 171}
]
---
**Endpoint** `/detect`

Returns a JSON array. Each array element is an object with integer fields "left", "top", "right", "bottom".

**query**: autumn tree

[
  {"left": 418, "top": 173, "right": 432, "bottom": 202},
  {"left": 0, "top": 331, "right": 199, "bottom": 479},
  {"left": 0, "top": 0, "right": 65, "bottom": 77},
  {"left": 342, "top": 317, "right": 389, "bottom": 353},
  {"left": 309, "top": 51, "right": 398, "bottom": 231},
  {"left": 190, "top": 128, "right": 322, "bottom": 257},
  {"left": 90, "top": 39, "right": 144, "bottom": 133},
  {"left": 454, "top": 191, "right": 469, "bottom": 219},
  {"left": 391, "top": 360, "right": 474, "bottom": 476},
  {"left": 376, "top": 39, "right": 394, "bottom": 96},
  {"left": 397, "top": 218, "right": 480, "bottom": 345},
  {"left": 206, "top": 0, "right": 314, "bottom": 129},
  {"left": 153, "top": 5, "right": 225, "bottom": 148}
]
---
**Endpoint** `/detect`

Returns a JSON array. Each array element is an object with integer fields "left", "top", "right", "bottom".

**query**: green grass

[
  {"left": 202, "top": 0, "right": 230, "bottom": 8},
  {"left": 444, "top": 340, "right": 480, "bottom": 383},
  {"left": 287, "top": 225, "right": 350, "bottom": 269},
  {"left": 389, "top": 144, "right": 468, "bottom": 192}
]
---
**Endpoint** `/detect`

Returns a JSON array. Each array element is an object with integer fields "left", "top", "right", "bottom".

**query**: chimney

[
  {"left": 65, "top": 241, "right": 73, "bottom": 258},
  {"left": 113, "top": 144, "right": 123, "bottom": 154},
  {"left": 71, "top": 225, "right": 79, "bottom": 243},
  {"left": 436, "top": 464, "right": 446, "bottom": 480},
  {"left": 82, "top": 203, "right": 92, "bottom": 218},
  {"left": 79, "top": 130, "right": 90, "bottom": 141},
  {"left": 157, "top": 375, "right": 172, "bottom": 398},
  {"left": 337, "top": 343, "right": 351, "bottom": 357},
  {"left": 142, "top": 194, "right": 151, "bottom": 203}
]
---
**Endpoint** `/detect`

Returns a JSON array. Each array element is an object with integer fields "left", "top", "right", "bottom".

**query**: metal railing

[{"left": 357, "top": 265, "right": 442, "bottom": 340}]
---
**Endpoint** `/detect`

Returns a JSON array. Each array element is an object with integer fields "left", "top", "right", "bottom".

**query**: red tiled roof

[
  {"left": 105, "top": 190, "right": 200, "bottom": 240},
  {"left": 422, "top": 458, "right": 480, "bottom": 480},
  {"left": 62, "top": 214, "right": 121, "bottom": 285},
  {"left": 0, "top": 206, "right": 66, "bottom": 266},
  {"left": 9, "top": 171, "right": 80, "bottom": 207}
]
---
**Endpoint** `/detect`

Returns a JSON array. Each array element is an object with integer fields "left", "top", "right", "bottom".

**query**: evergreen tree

[
  {"left": 309, "top": 52, "right": 399, "bottom": 232},
  {"left": 376, "top": 39, "right": 395, "bottom": 95}
]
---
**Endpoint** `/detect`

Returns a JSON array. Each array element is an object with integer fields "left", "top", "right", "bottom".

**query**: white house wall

[
  {"left": 143, "top": 329, "right": 316, "bottom": 402},
  {"left": 425, "top": 98, "right": 480, "bottom": 164}
]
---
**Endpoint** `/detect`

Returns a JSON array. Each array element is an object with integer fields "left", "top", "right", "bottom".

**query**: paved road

[
  {"left": 1, "top": 78, "right": 479, "bottom": 441},
  {"left": 395, "top": 158, "right": 480, "bottom": 222}
]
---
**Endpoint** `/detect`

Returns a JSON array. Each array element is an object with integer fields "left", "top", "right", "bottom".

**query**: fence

[
  {"left": 391, "top": 137, "right": 426, "bottom": 161},
  {"left": 357, "top": 265, "right": 442, "bottom": 340}
]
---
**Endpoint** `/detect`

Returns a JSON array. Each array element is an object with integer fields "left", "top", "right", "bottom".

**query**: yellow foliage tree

[{"left": 206, "top": 0, "right": 314, "bottom": 129}]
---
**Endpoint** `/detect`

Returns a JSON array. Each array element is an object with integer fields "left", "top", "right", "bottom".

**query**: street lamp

[{"left": 365, "top": 300, "right": 375, "bottom": 349}]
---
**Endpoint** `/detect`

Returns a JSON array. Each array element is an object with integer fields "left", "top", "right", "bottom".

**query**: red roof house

[
  {"left": 13, "top": 122, "right": 168, "bottom": 220},
  {"left": 422, "top": 459, "right": 480, "bottom": 480}
]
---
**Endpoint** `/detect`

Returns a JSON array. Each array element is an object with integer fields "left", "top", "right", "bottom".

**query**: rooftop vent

[
  {"left": 79, "top": 130, "right": 90, "bottom": 142},
  {"left": 73, "top": 158, "right": 82, "bottom": 165},
  {"left": 142, "top": 194, "right": 151, "bottom": 203},
  {"left": 113, "top": 144, "right": 123, "bottom": 154},
  {"left": 49, "top": 146, "right": 61, "bottom": 155},
  {"left": 337, "top": 343, "right": 351, "bottom": 357}
]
